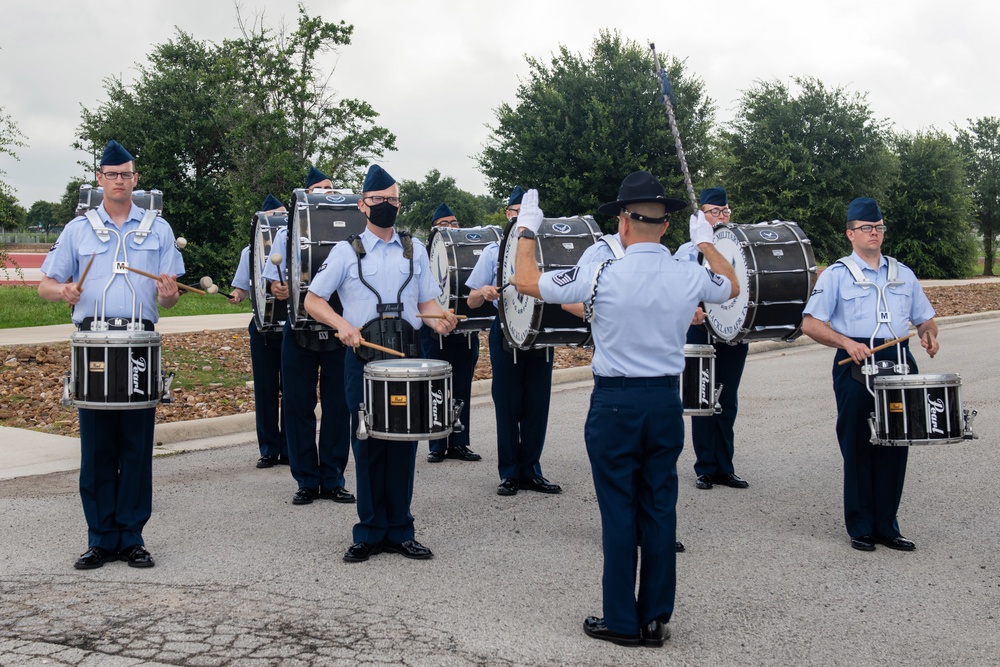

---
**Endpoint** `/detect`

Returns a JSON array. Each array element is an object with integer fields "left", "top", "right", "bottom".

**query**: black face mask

[{"left": 367, "top": 201, "right": 398, "bottom": 229}]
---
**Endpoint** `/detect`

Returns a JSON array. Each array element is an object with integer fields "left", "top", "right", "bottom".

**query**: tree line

[{"left": 2, "top": 22, "right": 998, "bottom": 279}]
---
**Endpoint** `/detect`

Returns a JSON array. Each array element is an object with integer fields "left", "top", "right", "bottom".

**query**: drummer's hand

[
  {"left": 61, "top": 280, "right": 82, "bottom": 305},
  {"left": 337, "top": 323, "right": 363, "bottom": 349},
  {"left": 480, "top": 285, "right": 500, "bottom": 301},
  {"left": 844, "top": 339, "right": 871, "bottom": 365},
  {"left": 270, "top": 281, "right": 289, "bottom": 300},
  {"left": 228, "top": 288, "right": 248, "bottom": 305},
  {"left": 517, "top": 189, "right": 544, "bottom": 234},
  {"left": 921, "top": 330, "right": 939, "bottom": 358},
  {"left": 689, "top": 210, "right": 714, "bottom": 248},
  {"left": 157, "top": 273, "right": 180, "bottom": 299},
  {"left": 433, "top": 309, "right": 458, "bottom": 334},
  {"left": 691, "top": 306, "right": 706, "bottom": 326}
]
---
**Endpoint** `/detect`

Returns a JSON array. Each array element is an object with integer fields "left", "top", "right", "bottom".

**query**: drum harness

[
  {"left": 350, "top": 231, "right": 420, "bottom": 361},
  {"left": 836, "top": 255, "right": 910, "bottom": 395}
]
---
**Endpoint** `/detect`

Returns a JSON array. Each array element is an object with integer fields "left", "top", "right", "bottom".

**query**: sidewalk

[{"left": 2, "top": 309, "right": 998, "bottom": 481}]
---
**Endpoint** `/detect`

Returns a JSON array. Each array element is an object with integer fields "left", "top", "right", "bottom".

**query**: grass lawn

[{"left": 0, "top": 284, "right": 252, "bottom": 329}]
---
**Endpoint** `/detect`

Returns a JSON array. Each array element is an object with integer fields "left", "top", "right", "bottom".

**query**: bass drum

[
  {"left": 498, "top": 216, "right": 602, "bottom": 349},
  {"left": 702, "top": 221, "right": 817, "bottom": 343},
  {"left": 288, "top": 188, "right": 368, "bottom": 330},
  {"left": 249, "top": 211, "right": 289, "bottom": 333},
  {"left": 429, "top": 225, "right": 502, "bottom": 334}
]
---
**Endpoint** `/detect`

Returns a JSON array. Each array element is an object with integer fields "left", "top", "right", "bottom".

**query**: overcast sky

[{"left": 1, "top": 0, "right": 997, "bottom": 209}]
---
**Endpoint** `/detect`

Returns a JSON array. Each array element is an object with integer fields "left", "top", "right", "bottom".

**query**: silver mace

[{"left": 650, "top": 42, "right": 697, "bottom": 212}]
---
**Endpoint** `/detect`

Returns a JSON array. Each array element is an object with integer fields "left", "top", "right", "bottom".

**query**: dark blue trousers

[
  {"left": 78, "top": 407, "right": 156, "bottom": 551},
  {"left": 686, "top": 326, "right": 749, "bottom": 477},
  {"left": 248, "top": 321, "right": 286, "bottom": 459},
  {"left": 488, "top": 318, "right": 553, "bottom": 481},
  {"left": 832, "top": 342, "right": 913, "bottom": 539},
  {"left": 281, "top": 324, "right": 351, "bottom": 492},
  {"left": 420, "top": 326, "right": 480, "bottom": 454},
  {"left": 585, "top": 377, "right": 682, "bottom": 635},
  {"left": 345, "top": 352, "right": 417, "bottom": 545}
]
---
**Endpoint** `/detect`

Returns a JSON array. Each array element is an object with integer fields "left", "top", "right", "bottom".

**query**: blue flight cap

[
  {"left": 305, "top": 166, "right": 330, "bottom": 189},
  {"left": 847, "top": 197, "right": 883, "bottom": 223},
  {"left": 261, "top": 194, "right": 284, "bottom": 211},
  {"left": 699, "top": 187, "right": 728, "bottom": 207},
  {"left": 432, "top": 202, "right": 456, "bottom": 223},
  {"left": 362, "top": 164, "right": 396, "bottom": 192},
  {"left": 507, "top": 186, "right": 525, "bottom": 207},
  {"left": 100, "top": 140, "right": 134, "bottom": 167}
]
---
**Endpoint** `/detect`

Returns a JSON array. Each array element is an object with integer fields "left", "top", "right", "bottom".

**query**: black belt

[
  {"left": 848, "top": 336, "right": 909, "bottom": 347},
  {"left": 79, "top": 317, "right": 155, "bottom": 331},
  {"left": 593, "top": 375, "right": 679, "bottom": 389}
]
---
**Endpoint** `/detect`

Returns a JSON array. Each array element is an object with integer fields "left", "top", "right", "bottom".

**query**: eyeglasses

[
  {"left": 704, "top": 207, "right": 731, "bottom": 217},
  {"left": 364, "top": 196, "right": 400, "bottom": 206},
  {"left": 100, "top": 171, "right": 135, "bottom": 180},
  {"left": 850, "top": 224, "right": 887, "bottom": 234}
]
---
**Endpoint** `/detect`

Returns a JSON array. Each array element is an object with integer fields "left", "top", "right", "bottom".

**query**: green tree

[
  {"left": 883, "top": 130, "right": 976, "bottom": 278},
  {"left": 721, "top": 76, "right": 897, "bottom": 264},
  {"left": 1, "top": 103, "right": 28, "bottom": 231},
  {"left": 477, "top": 30, "right": 717, "bottom": 248},
  {"left": 56, "top": 178, "right": 89, "bottom": 225},
  {"left": 396, "top": 169, "right": 501, "bottom": 236},
  {"left": 956, "top": 116, "right": 1000, "bottom": 275},
  {"left": 26, "top": 201, "right": 61, "bottom": 232},
  {"left": 75, "top": 6, "right": 395, "bottom": 282}
]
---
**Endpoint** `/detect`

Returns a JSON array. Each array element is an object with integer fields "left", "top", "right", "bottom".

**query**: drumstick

[
  {"left": 75, "top": 254, "right": 96, "bottom": 291},
  {"left": 416, "top": 313, "right": 468, "bottom": 320},
  {"left": 124, "top": 266, "right": 206, "bottom": 295},
  {"left": 334, "top": 333, "right": 406, "bottom": 358},
  {"left": 837, "top": 334, "right": 914, "bottom": 366},
  {"left": 270, "top": 253, "right": 285, "bottom": 285}
]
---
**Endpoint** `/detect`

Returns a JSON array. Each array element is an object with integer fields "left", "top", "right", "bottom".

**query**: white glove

[
  {"left": 689, "top": 210, "right": 714, "bottom": 246},
  {"left": 517, "top": 188, "right": 544, "bottom": 234}
]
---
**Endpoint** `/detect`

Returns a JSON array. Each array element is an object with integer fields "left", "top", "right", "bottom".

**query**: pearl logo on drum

[
  {"left": 928, "top": 397, "right": 945, "bottom": 435},
  {"left": 431, "top": 388, "right": 444, "bottom": 427},
  {"left": 130, "top": 353, "right": 147, "bottom": 396}
]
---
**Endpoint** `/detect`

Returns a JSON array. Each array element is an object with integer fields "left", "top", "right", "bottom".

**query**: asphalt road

[{"left": 0, "top": 317, "right": 997, "bottom": 666}]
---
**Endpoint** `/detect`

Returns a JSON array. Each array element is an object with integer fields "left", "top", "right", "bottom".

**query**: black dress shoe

[
  {"left": 497, "top": 479, "right": 518, "bottom": 496},
  {"left": 877, "top": 535, "right": 916, "bottom": 551},
  {"left": 74, "top": 546, "right": 117, "bottom": 570},
  {"left": 518, "top": 477, "right": 562, "bottom": 494},
  {"left": 119, "top": 544, "right": 155, "bottom": 568},
  {"left": 695, "top": 474, "right": 713, "bottom": 490},
  {"left": 640, "top": 619, "right": 670, "bottom": 647},
  {"left": 275, "top": 454, "right": 290, "bottom": 465},
  {"left": 851, "top": 535, "right": 876, "bottom": 551},
  {"left": 292, "top": 488, "right": 318, "bottom": 505},
  {"left": 427, "top": 450, "right": 446, "bottom": 463},
  {"left": 318, "top": 487, "right": 356, "bottom": 504},
  {"left": 675, "top": 540, "right": 685, "bottom": 553},
  {"left": 446, "top": 445, "right": 482, "bottom": 461},
  {"left": 343, "top": 542, "right": 382, "bottom": 563},
  {"left": 582, "top": 616, "right": 640, "bottom": 647},
  {"left": 256, "top": 455, "right": 276, "bottom": 469},
  {"left": 712, "top": 472, "right": 749, "bottom": 488},
  {"left": 384, "top": 539, "right": 434, "bottom": 560}
]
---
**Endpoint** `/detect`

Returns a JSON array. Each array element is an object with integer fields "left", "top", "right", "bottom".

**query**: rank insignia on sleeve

[
  {"left": 552, "top": 266, "right": 579, "bottom": 286},
  {"left": 708, "top": 270, "right": 724, "bottom": 286}
]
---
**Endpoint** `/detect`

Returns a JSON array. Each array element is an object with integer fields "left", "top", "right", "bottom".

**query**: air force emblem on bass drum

[{"left": 552, "top": 222, "right": 572, "bottom": 234}]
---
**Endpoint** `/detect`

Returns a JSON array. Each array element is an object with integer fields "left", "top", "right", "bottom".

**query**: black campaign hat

[{"left": 597, "top": 171, "right": 686, "bottom": 217}]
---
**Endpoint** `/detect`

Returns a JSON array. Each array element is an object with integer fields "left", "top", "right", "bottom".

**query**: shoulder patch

[
  {"left": 707, "top": 270, "right": 725, "bottom": 286},
  {"left": 552, "top": 266, "right": 580, "bottom": 287},
  {"left": 811, "top": 288, "right": 824, "bottom": 296},
  {"left": 49, "top": 241, "right": 59, "bottom": 252},
  {"left": 316, "top": 262, "right": 328, "bottom": 275}
]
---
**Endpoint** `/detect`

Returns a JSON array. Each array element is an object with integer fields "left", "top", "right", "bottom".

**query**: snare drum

[
  {"left": 429, "top": 225, "right": 503, "bottom": 334},
  {"left": 360, "top": 359, "right": 461, "bottom": 441},
  {"left": 871, "top": 373, "right": 969, "bottom": 446},
  {"left": 76, "top": 184, "right": 163, "bottom": 216},
  {"left": 69, "top": 330, "right": 163, "bottom": 409},
  {"left": 288, "top": 188, "right": 368, "bottom": 329},
  {"left": 681, "top": 344, "right": 719, "bottom": 416},
  {"left": 498, "top": 216, "right": 602, "bottom": 349},
  {"left": 250, "top": 211, "right": 289, "bottom": 333},
  {"left": 702, "top": 221, "right": 817, "bottom": 343}
]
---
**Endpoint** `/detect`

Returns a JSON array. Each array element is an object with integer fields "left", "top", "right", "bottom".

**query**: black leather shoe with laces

[{"left": 74, "top": 546, "right": 117, "bottom": 570}]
